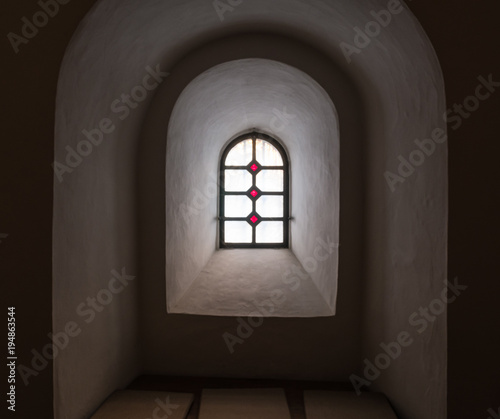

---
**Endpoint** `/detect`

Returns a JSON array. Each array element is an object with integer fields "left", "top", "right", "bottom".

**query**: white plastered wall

[{"left": 54, "top": 1, "right": 447, "bottom": 418}]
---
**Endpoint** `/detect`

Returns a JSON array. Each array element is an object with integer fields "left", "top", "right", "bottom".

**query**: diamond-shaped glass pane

[
  {"left": 225, "top": 170, "right": 252, "bottom": 191},
  {"left": 250, "top": 189, "right": 259, "bottom": 197},
  {"left": 256, "top": 221, "right": 283, "bottom": 243},
  {"left": 224, "top": 221, "right": 252, "bottom": 243},
  {"left": 225, "top": 139, "right": 252, "bottom": 166},
  {"left": 250, "top": 215, "right": 259, "bottom": 224},
  {"left": 256, "top": 170, "right": 283, "bottom": 192},
  {"left": 250, "top": 164, "right": 259, "bottom": 172},
  {"left": 256, "top": 139, "right": 283, "bottom": 166},
  {"left": 225, "top": 196, "right": 252, "bottom": 217},
  {"left": 256, "top": 195, "right": 283, "bottom": 217}
]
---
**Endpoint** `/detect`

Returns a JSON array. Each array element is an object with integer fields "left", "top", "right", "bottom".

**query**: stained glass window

[{"left": 219, "top": 132, "right": 289, "bottom": 248}]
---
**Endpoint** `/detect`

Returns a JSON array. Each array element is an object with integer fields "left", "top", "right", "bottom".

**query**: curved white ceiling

[
  {"left": 167, "top": 58, "right": 338, "bottom": 152},
  {"left": 57, "top": 0, "right": 442, "bottom": 135}
]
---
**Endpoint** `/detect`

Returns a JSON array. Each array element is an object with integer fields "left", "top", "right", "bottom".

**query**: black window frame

[{"left": 219, "top": 131, "right": 289, "bottom": 249}]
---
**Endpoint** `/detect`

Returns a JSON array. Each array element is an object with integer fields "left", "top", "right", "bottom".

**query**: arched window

[{"left": 219, "top": 132, "right": 289, "bottom": 248}]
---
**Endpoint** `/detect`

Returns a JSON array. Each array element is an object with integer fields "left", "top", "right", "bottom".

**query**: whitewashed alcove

[{"left": 165, "top": 59, "right": 339, "bottom": 317}]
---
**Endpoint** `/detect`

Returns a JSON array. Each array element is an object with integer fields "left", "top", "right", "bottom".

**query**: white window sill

[{"left": 169, "top": 248, "right": 334, "bottom": 317}]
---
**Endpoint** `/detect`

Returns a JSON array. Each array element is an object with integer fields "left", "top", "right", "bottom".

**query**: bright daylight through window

[{"left": 219, "top": 132, "right": 289, "bottom": 248}]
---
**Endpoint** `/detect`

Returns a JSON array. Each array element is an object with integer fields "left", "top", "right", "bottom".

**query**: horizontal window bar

[
  {"left": 224, "top": 166, "right": 284, "bottom": 170},
  {"left": 223, "top": 191, "right": 284, "bottom": 196},
  {"left": 220, "top": 217, "right": 285, "bottom": 221}
]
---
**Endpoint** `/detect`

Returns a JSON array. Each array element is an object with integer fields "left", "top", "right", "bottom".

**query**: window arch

[{"left": 219, "top": 132, "right": 289, "bottom": 248}]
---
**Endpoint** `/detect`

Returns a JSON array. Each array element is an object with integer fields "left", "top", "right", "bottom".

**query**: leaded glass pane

[
  {"left": 256, "top": 221, "right": 283, "bottom": 243},
  {"left": 225, "top": 195, "right": 252, "bottom": 217},
  {"left": 225, "top": 139, "right": 253, "bottom": 166},
  {"left": 256, "top": 170, "right": 283, "bottom": 192},
  {"left": 256, "top": 195, "right": 283, "bottom": 217},
  {"left": 256, "top": 139, "right": 283, "bottom": 166},
  {"left": 224, "top": 221, "right": 252, "bottom": 243},
  {"left": 225, "top": 169, "right": 252, "bottom": 191}
]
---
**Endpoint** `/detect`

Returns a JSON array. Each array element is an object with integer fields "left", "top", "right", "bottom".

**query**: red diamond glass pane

[
  {"left": 250, "top": 190, "right": 258, "bottom": 197},
  {"left": 250, "top": 215, "right": 259, "bottom": 223},
  {"left": 250, "top": 164, "right": 258, "bottom": 171}
]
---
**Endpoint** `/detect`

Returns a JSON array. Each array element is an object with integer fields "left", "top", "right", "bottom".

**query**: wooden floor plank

[
  {"left": 90, "top": 390, "right": 194, "bottom": 419},
  {"left": 126, "top": 375, "right": 353, "bottom": 418},
  {"left": 304, "top": 391, "right": 397, "bottom": 419},
  {"left": 199, "top": 388, "right": 291, "bottom": 419}
]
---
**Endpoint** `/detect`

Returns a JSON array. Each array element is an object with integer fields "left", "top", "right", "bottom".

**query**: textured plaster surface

[
  {"left": 172, "top": 249, "right": 333, "bottom": 317},
  {"left": 54, "top": 1, "right": 447, "bottom": 418},
  {"left": 165, "top": 58, "right": 339, "bottom": 313}
]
